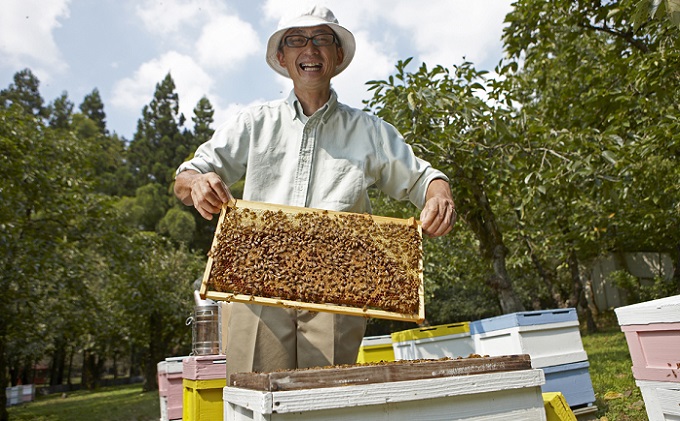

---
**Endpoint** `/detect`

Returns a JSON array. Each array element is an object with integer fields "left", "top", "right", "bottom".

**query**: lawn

[{"left": 9, "top": 316, "right": 648, "bottom": 421}]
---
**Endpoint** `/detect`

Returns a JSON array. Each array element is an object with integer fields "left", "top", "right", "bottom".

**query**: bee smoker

[{"left": 186, "top": 291, "right": 221, "bottom": 355}]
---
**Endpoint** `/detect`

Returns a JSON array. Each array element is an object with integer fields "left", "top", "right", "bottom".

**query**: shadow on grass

[{"left": 8, "top": 383, "right": 160, "bottom": 421}]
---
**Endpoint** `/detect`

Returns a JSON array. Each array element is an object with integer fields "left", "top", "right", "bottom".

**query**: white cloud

[
  {"left": 332, "top": 30, "right": 396, "bottom": 108},
  {"left": 0, "top": 0, "right": 70, "bottom": 75},
  {"left": 111, "top": 51, "right": 214, "bottom": 126},
  {"left": 386, "top": 1, "right": 513, "bottom": 68},
  {"left": 196, "top": 15, "right": 261, "bottom": 70},
  {"left": 135, "top": 0, "right": 227, "bottom": 36}
]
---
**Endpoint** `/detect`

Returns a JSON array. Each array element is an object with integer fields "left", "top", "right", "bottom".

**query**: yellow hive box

[
  {"left": 542, "top": 392, "right": 577, "bottom": 421},
  {"left": 356, "top": 335, "right": 395, "bottom": 363},
  {"left": 391, "top": 322, "right": 474, "bottom": 360},
  {"left": 183, "top": 378, "right": 226, "bottom": 421}
]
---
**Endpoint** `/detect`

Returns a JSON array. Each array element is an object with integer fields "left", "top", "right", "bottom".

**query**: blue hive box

[
  {"left": 470, "top": 308, "right": 588, "bottom": 368},
  {"left": 542, "top": 361, "right": 596, "bottom": 408},
  {"left": 470, "top": 308, "right": 578, "bottom": 334}
]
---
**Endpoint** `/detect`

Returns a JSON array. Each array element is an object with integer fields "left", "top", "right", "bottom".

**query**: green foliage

[
  {"left": 0, "top": 68, "right": 45, "bottom": 117},
  {"left": 127, "top": 73, "right": 187, "bottom": 188},
  {"left": 79, "top": 88, "right": 107, "bottom": 135},
  {"left": 158, "top": 207, "right": 196, "bottom": 245},
  {"left": 608, "top": 270, "right": 677, "bottom": 303}
]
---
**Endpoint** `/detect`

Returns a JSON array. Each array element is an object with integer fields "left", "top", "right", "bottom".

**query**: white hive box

[
  {"left": 224, "top": 355, "right": 547, "bottom": 421},
  {"left": 635, "top": 380, "right": 680, "bottom": 421},
  {"left": 470, "top": 308, "right": 588, "bottom": 368},
  {"left": 390, "top": 322, "right": 474, "bottom": 360}
]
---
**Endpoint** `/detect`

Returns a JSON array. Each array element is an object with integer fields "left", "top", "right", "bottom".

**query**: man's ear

[
  {"left": 277, "top": 49, "right": 286, "bottom": 67},
  {"left": 336, "top": 46, "right": 345, "bottom": 67}
]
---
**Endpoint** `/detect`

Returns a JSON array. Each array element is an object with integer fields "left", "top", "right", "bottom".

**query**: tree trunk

[
  {"left": 490, "top": 244, "right": 526, "bottom": 313},
  {"left": 674, "top": 242, "right": 680, "bottom": 294},
  {"left": 567, "top": 249, "right": 597, "bottom": 333},
  {"left": 66, "top": 346, "right": 74, "bottom": 389},
  {"left": 0, "top": 329, "right": 9, "bottom": 421},
  {"left": 143, "top": 311, "right": 163, "bottom": 392},
  {"left": 462, "top": 185, "right": 525, "bottom": 315},
  {"left": 50, "top": 337, "right": 66, "bottom": 386},
  {"left": 523, "top": 236, "right": 563, "bottom": 308}
]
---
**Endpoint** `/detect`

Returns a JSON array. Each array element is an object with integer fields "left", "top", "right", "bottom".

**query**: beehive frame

[{"left": 200, "top": 200, "right": 425, "bottom": 323}]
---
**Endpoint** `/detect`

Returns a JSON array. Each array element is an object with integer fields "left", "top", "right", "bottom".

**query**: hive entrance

[{"left": 200, "top": 200, "right": 424, "bottom": 322}]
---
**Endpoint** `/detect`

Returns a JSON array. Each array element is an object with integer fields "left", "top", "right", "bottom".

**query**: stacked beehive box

[
  {"left": 390, "top": 322, "right": 475, "bottom": 360},
  {"left": 183, "top": 354, "right": 227, "bottom": 421},
  {"left": 157, "top": 356, "right": 186, "bottom": 421},
  {"left": 355, "top": 335, "right": 395, "bottom": 363},
  {"left": 615, "top": 295, "right": 680, "bottom": 421},
  {"left": 468, "top": 309, "right": 596, "bottom": 412},
  {"left": 224, "top": 355, "right": 548, "bottom": 421},
  {"left": 386, "top": 309, "right": 596, "bottom": 414}
]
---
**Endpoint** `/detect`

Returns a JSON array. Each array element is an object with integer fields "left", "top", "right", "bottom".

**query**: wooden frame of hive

[{"left": 199, "top": 200, "right": 425, "bottom": 323}]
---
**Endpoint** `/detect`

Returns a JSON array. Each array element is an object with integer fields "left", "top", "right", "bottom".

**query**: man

[{"left": 174, "top": 6, "right": 456, "bottom": 379}]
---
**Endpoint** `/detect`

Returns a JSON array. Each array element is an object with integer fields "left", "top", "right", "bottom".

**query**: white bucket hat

[{"left": 266, "top": 6, "right": 356, "bottom": 78}]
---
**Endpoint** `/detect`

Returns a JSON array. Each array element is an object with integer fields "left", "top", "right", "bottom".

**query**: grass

[
  {"left": 582, "top": 317, "right": 648, "bottom": 421},
  {"left": 9, "top": 316, "right": 649, "bottom": 421},
  {"left": 7, "top": 383, "right": 159, "bottom": 421}
]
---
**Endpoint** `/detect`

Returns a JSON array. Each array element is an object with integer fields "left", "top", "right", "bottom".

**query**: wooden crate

[
  {"left": 200, "top": 200, "right": 424, "bottom": 323},
  {"left": 224, "top": 355, "right": 547, "bottom": 421}
]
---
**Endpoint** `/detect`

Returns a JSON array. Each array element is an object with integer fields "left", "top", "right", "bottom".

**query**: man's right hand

[{"left": 174, "top": 170, "right": 234, "bottom": 220}]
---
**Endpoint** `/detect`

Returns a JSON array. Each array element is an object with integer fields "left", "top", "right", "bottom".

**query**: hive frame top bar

[{"left": 199, "top": 200, "right": 425, "bottom": 323}]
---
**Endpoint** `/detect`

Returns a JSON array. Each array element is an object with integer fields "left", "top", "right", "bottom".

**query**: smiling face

[{"left": 276, "top": 25, "right": 344, "bottom": 91}]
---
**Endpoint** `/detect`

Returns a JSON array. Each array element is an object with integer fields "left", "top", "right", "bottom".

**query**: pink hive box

[
  {"left": 157, "top": 356, "right": 186, "bottom": 421},
  {"left": 615, "top": 295, "right": 680, "bottom": 383},
  {"left": 182, "top": 354, "right": 227, "bottom": 380}
]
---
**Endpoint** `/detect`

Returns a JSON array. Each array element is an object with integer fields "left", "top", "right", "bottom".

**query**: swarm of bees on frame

[{"left": 207, "top": 206, "right": 423, "bottom": 314}]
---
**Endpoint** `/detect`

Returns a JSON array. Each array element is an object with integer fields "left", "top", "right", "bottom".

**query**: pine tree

[
  {"left": 191, "top": 96, "right": 215, "bottom": 150},
  {"left": 127, "top": 73, "right": 186, "bottom": 188},
  {"left": 48, "top": 92, "right": 74, "bottom": 130},
  {"left": 79, "top": 88, "right": 107, "bottom": 135},
  {"left": 0, "top": 68, "right": 45, "bottom": 117}
]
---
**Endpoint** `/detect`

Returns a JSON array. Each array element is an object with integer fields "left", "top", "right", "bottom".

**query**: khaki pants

[{"left": 224, "top": 303, "right": 366, "bottom": 381}]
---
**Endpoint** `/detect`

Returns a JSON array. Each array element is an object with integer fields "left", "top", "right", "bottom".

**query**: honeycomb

[{"left": 206, "top": 205, "right": 422, "bottom": 314}]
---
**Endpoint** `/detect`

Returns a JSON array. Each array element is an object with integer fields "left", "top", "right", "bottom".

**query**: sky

[{"left": 0, "top": 0, "right": 514, "bottom": 140}]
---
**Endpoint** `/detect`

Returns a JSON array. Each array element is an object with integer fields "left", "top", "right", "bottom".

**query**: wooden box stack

[
  {"left": 158, "top": 356, "right": 186, "bottom": 421},
  {"left": 469, "top": 309, "right": 596, "bottom": 411},
  {"left": 224, "top": 355, "right": 548, "bottom": 421},
  {"left": 355, "top": 335, "right": 395, "bottom": 363},
  {"left": 183, "top": 354, "right": 227, "bottom": 421},
  {"left": 615, "top": 295, "right": 680, "bottom": 421},
  {"left": 390, "top": 322, "right": 474, "bottom": 360}
]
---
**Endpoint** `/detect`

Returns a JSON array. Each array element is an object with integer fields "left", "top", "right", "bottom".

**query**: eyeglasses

[{"left": 282, "top": 33, "right": 338, "bottom": 48}]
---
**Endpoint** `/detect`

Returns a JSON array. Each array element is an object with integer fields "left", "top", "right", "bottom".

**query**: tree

[
  {"left": 503, "top": 0, "right": 680, "bottom": 310},
  {"left": 79, "top": 88, "right": 107, "bottom": 135},
  {"left": 0, "top": 68, "right": 45, "bottom": 117},
  {"left": 366, "top": 59, "right": 527, "bottom": 314},
  {"left": 191, "top": 95, "right": 215, "bottom": 150},
  {"left": 127, "top": 73, "right": 187, "bottom": 188},
  {"left": 48, "top": 92, "right": 74, "bottom": 130},
  {"left": 0, "top": 105, "right": 101, "bottom": 417}
]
